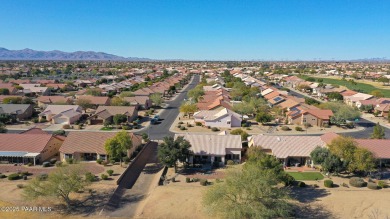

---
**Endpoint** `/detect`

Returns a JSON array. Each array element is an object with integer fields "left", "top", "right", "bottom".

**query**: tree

[
  {"left": 0, "top": 122, "right": 7, "bottom": 133},
  {"left": 85, "top": 88, "right": 102, "bottom": 96},
  {"left": 371, "top": 122, "right": 385, "bottom": 139},
  {"left": 305, "top": 97, "right": 320, "bottom": 105},
  {"left": 23, "top": 164, "right": 90, "bottom": 208},
  {"left": 255, "top": 111, "right": 274, "bottom": 124},
  {"left": 297, "top": 84, "right": 311, "bottom": 92},
  {"left": 21, "top": 97, "right": 34, "bottom": 104},
  {"left": 328, "top": 136, "right": 357, "bottom": 166},
  {"left": 75, "top": 98, "right": 93, "bottom": 112},
  {"left": 319, "top": 102, "right": 361, "bottom": 125},
  {"left": 179, "top": 101, "right": 198, "bottom": 118},
  {"left": 360, "top": 104, "right": 374, "bottom": 113},
  {"left": 203, "top": 148, "right": 294, "bottom": 219},
  {"left": 305, "top": 77, "right": 316, "bottom": 82},
  {"left": 0, "top": 88, "right": 10, "bottom": 95},
  {"left": 110, "top": 97, "right": 130, "bottom": 106},
  {"left": 2, "top": 97, "right": 22, "bottom": 104},
  {"left": 119, "top": 91, "right": 134, "bottom": 98},
  {"left": 310, "top": 147, "right": 346, "bottom": 174},
  {"left": 370, "top": 90, "right": 384, "bottom": 98},
  {"left": 104, "top": 130, "right": 133, "bottom": 160},
  {"left": 150, "top": 93, "right": 163, "bottom": 106},
  {"left": 350, "top": 148, "right": 376, "bottom": 173},
  {"left": 377, "top": 76, "right": 390, "bottom": 85},
  {"left": 157, "top": 136, "right": 191, "bottom": 172},
  {"left": 187, "top": 87, "right": 204, "bottom": 102},
  {"left": 326, "top": 92, "right": 343, "bottom": 101},
  {"left": 230, "top": 129, "right": 249, "bottom": 141},
  {"left": 113, "top": 114, "right": 127, "bottom": 126}
]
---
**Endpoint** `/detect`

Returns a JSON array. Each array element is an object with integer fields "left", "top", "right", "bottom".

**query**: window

[
  {"left": 215, "top": 157, "right": 222, "bottom": 162},
  {"left": 227, "top": 121, "right": 231, "bottom": 124},
  {"left": 233, "top": 154, "right": 240, "bottom": 160},
  {"left": 303, "top": 118, "right": 306, "bottom": 123}
]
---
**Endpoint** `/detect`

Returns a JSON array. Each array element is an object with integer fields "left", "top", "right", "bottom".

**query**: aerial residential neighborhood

[{"left": 1, "top": 1, "right": 390, "bottom": 219}]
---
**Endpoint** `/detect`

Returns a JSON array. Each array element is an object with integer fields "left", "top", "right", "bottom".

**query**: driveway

[{"left": 135, "top": 74, "right": 200, "bottom": 140}]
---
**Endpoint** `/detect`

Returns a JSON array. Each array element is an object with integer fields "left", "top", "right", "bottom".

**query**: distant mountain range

[{"left": 0, "top": 48, "right": 153, "bottom": 61}]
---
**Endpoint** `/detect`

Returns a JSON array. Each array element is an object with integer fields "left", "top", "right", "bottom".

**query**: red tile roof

[
  {"left": 0, "top": 133, "right": 53, "bottom": 153},
  {"left": 356, "top": 139, "right": 390, "bottom": 159}
]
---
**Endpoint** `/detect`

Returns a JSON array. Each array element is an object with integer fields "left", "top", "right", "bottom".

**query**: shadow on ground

[{"left": 290, "top": 186, "right": 330, "bottom": 203}]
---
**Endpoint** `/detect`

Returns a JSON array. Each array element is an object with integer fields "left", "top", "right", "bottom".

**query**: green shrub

[
  {"left": 195, "top": 122, "right": 202, "bottom": 126},
  {"left": 20, "top": 171, "right": 30, "bottom": 176},
  {"left": 110, "top": 159, "right": 116, "bottom": 164},
  {"left": 297, "top": 181, "right": 306, "bottom": 187},
  {"left": 37, "top": 173, "right": 48, "bottom": 181},
  {"left": 40, "top": 118, "right": 47, "bottom": 123},
  {"left": 323, "top": 123, "right": 330, "bottom": 128},
  {"left": 123, "top": 157, "right": 130, "bottom": 163},
  {"left": 342, "top": 182, "right": 349, "bottom": 188},
  {"left": 0, "top": 174, "right": 6, "bottom": 178},
  {"left": 8, "top": 173, "right": 20, "bottom": 180},
  {"left": 180, "top": 126, "right": 186, "bottom": 130},
  {"left": 378, "top": 180, "right": 388, "bottom": 188},
  {"left": 122, "top": 125, "right": 131, "bottom": 130},
  {"left": 200, "top": 179, "right": 208, "bottom": 186},
  {"left": 192, "top": 178, "right": 199, "bottom": 182},
  {"left": 295, "top": 126, "right": 303, "bottom": 131},
  {"left": 65, "top": 158, "right": 74, "bottom": 164},
  {"left": 187, "top": 123, "right": 193, "bottom": 127},
  {"left": 186, "top": 177, "right": 191, "bottom": 183},
  {"left": 349, "top": 177, "right": 367, "bottom": 187},
  {"left": 281, "top": 126, "right": 291, "bottom": 131},
  {"left": 27, "top": 162, "right": 33, "bottom": 167},
  {"left": 324, "top": 180, "right": 333, "bottom": 188},
  {"left": 62, "top": 124, "right": 71, "bottom": 129},
  {"left": 177, "top": 125, "right": 182, "bottom": 128},
  {"left": 17, "top": 184, "right": 24, "bottom": 189},
  {"left": 101, "top": 174, "right": 109, "bottom": 180},
  {"left": 282, "top": 174, "right": 295, "bottom": 187},
  {"left": 32, "top": 118, "right": 39, "bottom": 123},
  {"left": 42, "top": 162, "right": 51, "bottom": 167},
  {"left": 211, "top": 127, "right": 220, "bottom": 132},
  {"left": 226, "top": 160, "right": 235, "bottom": 165},
  {"left": 216, "top": 179, "right": 223, "bottom": 183},
  {"left": 96, "top": 158, "right": 103, "bottom": 165},
  {"left": 54, "top": 161, "right": 62, "bottom": 167},
  {"left": 178, "top": 121, "right": 184, "bottom": 124},
  {"left": 313, "top": 184, "right": 319, "bottom": 188},
  {"left": 367, "top": 182, "right": 379, "bottom": 190},
  {"left": 107, "top": 169, "right": 114, "bottom": 176},
  {"left": 85, "top": 172, "right": 96, "bottom": 182},
  {"left": 102, "top": 160, "right": 109, "bottom": 166}
]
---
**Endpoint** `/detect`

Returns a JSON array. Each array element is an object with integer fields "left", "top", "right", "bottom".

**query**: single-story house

[
  {"left": 37, "top": 96, "right": 73, "bottom": 108},
  {"left": 123, "top": 96, "right": 153, "bottom": 110},
  {"left": 248, "top": 134, "right": 327, "bottom": 167},
  {"left": 287, "top": 108, "right": 333, "bottom": 127},
  {"left": 39, "top": 105, "right": 82, "bottom": 124},
  {"left": 0, "top": 104, "right": 33, "bottom": 121},
  {"left": 88, "top": 106, "right": 138, "bottom": 125},
  {"left": 19, "top": 84, "right": 50, "bottom": 96},
  {"left": 193, "top": 107, "right": 242, "bottom": 128},
  {"left": 0, "top": 128, "right": 65, "bottom": 165},
  {"left": 175, "top": 133, "right": 242, "bottom": 166},
  {"left": 0, "top": 83, "right": 18, "bottom": 95},
  {"left": 59, "top": 132, "right": 142, "bottom": 161},
  {"left": 76, "top": 95, "right": 111, "bottom": 107}
]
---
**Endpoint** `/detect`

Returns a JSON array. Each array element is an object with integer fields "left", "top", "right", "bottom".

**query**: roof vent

[{"left": 276, "top": 137, "right": 281, "bottom": 142}]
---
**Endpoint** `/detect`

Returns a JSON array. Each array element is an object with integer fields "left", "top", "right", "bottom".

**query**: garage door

[{"left": 55, "top": 118, "right": 68, "bottom": 124}]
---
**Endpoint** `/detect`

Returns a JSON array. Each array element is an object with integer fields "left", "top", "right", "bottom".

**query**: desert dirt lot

[{"left": 134, "top": 168, "right": 390, "bottom": 219}]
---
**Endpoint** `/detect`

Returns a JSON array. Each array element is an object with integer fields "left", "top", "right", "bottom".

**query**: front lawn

[
  {"left": 287, "top": 172, "right": 324, "bottom": 181},
  {"left": 100, "top": 127, "right": 113, "bottom": 131}
]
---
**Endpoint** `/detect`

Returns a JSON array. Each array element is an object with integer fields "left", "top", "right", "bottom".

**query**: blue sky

[{"left": 0, "top": 0, "right": 389, "bottom": 60}]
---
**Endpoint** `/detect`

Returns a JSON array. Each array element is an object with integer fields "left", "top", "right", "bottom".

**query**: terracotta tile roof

[
  {"left": 37, "top": 96, "right": 71, "bottom": 104},
  {"left": 340, "top": 90, "right": 358, "bottom": 97},
  {"left": 123, "top": 96, "right": 150, "bottom": 104},
  {"left": 304, "top": 109, "right": 334, "bottom": 120},
  {"left": 0, "top": 133, "right": 53, "bottom": 153},
  {"left": 95, "top": 106, "right": 137, "bottom": 118},
  {"left": 320, "top": 132, "right": 340, "bottom": 144},
  {"left": 77, "top": 95, "right": 110, "bottom": 105},
  {"left": 0, "top": 95, "right": 22, "bottom": 103},
  {"left": 263, "top": 91, "right": 280, "bottom": 100},
  {"left": 60, "top": 132, "right": 142, "bottom": 154},
  {"left": 175, "top": 133, "right": 241, "bottom": 156},
  {"left": 20, "top": 128, "right": 49, "bottom": 135},
  {"left": 356, "top": 139, "right": 390, "bottom": 159}
]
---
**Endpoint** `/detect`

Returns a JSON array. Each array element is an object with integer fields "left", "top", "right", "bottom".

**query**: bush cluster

[
  {"left": 42, "top": 162, "right": 51, "bottom": 167},
  {"left": 367, "top": 182, "right": 379, "bottom": 190},
  {"left": 107, "top": 169, "right": 114, "bottom": 176},
  {"left": 195, "top": 122, "right": 202, "bottom": 126},
  {"left": 211, "top": 127, "right": 220, "bottom": 132},
  {"left": 297, "top": 181, "right": 306, "bottom": 187},
  {"left": 192, "top": 178, "right": 199, "bottom": 182},
  {"left": 349, "top": 177, "right": 367, "bottom": 188},
  {"left": 281, "top": 126, "right": 291, "bottom": 131},
  {"left": 96, "top": 158, "right": 103, "bottom": 165},
  {"left": 226, "top": 160, "right": 235, "bottom": 165},
  {"left": 324, "top": 180, "right": 333, "bottom": 188},
  {"left": 378, "top": 180, "right": 388, "bottom": 188},
  {"left": 7, "top": 173, "right": 20, "bottom": 180},
  {"left": 186, "top": 177, "right": 191, "bottom": 183},
  {"left": 85, "top": 172, "right": 97, "bottom": 182},
  {"left": 101, "top": 174, "right": 109, "bottom": 180},
  {"left": 200, "top": 179, "right": 208, "bottom": 186},
  {"left": 37, "top": 173, "right": 48, "bottom": 181},
  {"left": 55, "top": 161, "right": 63, "bottom": 167},
  {"left": 295, "top": 126, "right": 303, "bottom": 131},
  {"left": 282, "top": 174, "right": 295, "bottom": 187}
]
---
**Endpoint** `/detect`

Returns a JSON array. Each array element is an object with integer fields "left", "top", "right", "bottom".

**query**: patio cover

[
  {"left": 23, "top": 153, "right": 40, "bottom": 158},
  {"left": 0, "top": 151, "right": 27, "bottom": 157}
]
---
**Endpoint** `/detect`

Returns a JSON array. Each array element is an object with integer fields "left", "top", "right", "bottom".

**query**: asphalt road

[{"left": 136, "top": 74, "right": 200, "bottom": 140}]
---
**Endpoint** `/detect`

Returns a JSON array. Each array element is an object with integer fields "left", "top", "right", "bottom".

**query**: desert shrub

[
  {"left": 172, "top": 177, "right": 176, "bottom": 182},
  {"left": 27, "top": 163, "right": 33, "bottom": 166},
  {"left": 110, "top": 159, "right": 116, "bottom": 164},
  {"left": 42, "top": 162, "right": 51, "bottom": 167},
  {"left": 62, "top": 124, "right": 71, "bottom": 129},
  {"left": 102, "top": 160, "right": 109, "bottom": 166},
  {"left": 101, "top": 174, "right": 109, "bottom": 180},
  {"left": 55, "top": 161, "right": 63, "bottom": 167},
  {"left": 367, "top": 182, "right": 379, "bottom": 190},
  {"left": 378, "top": 180, "right": 388, "bottom": 188},
  {"left": 282, "top": 174, "right": 295, "bottom": 187},
  {"left": 349, "top": 177, "right": 367, "bottom": 187},
  {"left": 144, "top": 112, "right": 149, "bottom": 116},
  {"left": 211, "top": 127, "right": 220, "bottom": 132},
  {"left": 85, "top": 172, "right": 97, "bottom": 182},
  {"left": 313, "top": 184, "right": 319, "bottom": 188},
  {"left": 37, "top": 173, "right": 48, "bottom": 181},
  {"left": 177, "top": 125, "right": 182, "bottom": 128},
  {"left": 40, "top": 118, "right": 47, "bottom": 123},
  {"left": 32, "top": 118, "right": 39, "bottom": 123},
  {"left": 295, "top": 126, "right": 303, "bottom": 131},
  {"left": 20, "top": 171, "right": 30, "bottom": 176},
  {"left": 7, "top": 173, "right": 20, "bottom": 180},
  {"left": 226, "top": 160, "right": 235, "bottom": 165},
  {"left": 180, "top": 126, "right": 186, "bottom": 130},
  {"left": 178, "top": 121, "right": 184, "bottom": 124},
  {"left": 192, "top": 178, "right": 199, "bottom": 182},
  {"left": 241, "top": 123, "right": 248, "bottom": 127},
  {"left": 324, "top": 180, "right": 333, "bottom": 188},
  {"left": 187, "top": 123, "right": 193, "bottom": 127},
  {"left": 123, "top": 157, "right": 130, "bottom": 163},
  {"left": 17, "top": 184, "right": 24, "bottom": 189},
  {"left": 323, "top": 123, "right": 330, "bottom": 128},
  {"left": 0, "top": 174, "right": 6, "bottom": 178},
  {"left": 206, "top": 126, "right": 211, "bottom": 129},
  {"left": 65, "top": 158, "right": 74, "bottom": 164},
  {"left": 281, "top": 126, "right": 291, "bottom": 131},
  {"left": 186, "top": 177, "right": 191, "bottom": 183},
  {"left": 96, "top": 158, "right": 103, "bottom": 165},
  {"left": 50, "top": 158, "right": 57, "bottom": 164},
  {"left": 297, "top": 181, "right": 306, "bottom": 187},
  {"left": 122, "top": 125, "right": 131, "bottom": 130},
  {"left": 107, "top": 169, "right": 114, "bottom": 176},
  {"left": 216, "top": 179, "right": 223, "bottom": 183},
  {"left": 195, "top": 122, "right": 202, "bottom": 126},
  {"left": 342, "top": 182, "right": 349, "bottom": 188},
  {"left": 200, "top": 179, "right": 208, "bottom": 186}
]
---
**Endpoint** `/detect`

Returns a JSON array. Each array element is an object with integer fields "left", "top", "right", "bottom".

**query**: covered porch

[
  {"left": 282, "top": 156, "right": 313, "bottom": 168},
  {"left": 0, "top": 151, "right": 40, "bottom": 165}
]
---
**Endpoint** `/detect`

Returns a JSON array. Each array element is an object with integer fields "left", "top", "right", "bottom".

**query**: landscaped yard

[
  {"left": 100, "top": 127, "right": 113, "bottom": 131},
  {"left": 299, "top": 75, "right": 390, "bottom": 97},
  {"left": 287, "top": 172, "right": 324, "bottom": 181}
]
